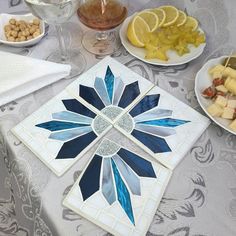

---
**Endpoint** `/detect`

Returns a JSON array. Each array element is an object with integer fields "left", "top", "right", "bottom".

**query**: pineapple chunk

[
  {"left": 227, "top": 99, "right": 236, "bottom": 108},
  {"left": 221, "top": 107, "right": 234, "bottom": 119},
  {"left": 229, "top": 119, "right": 236, "bottom": 132},
  {"left": 207, "top": 103, "right": 223, "bottom": 117},
  {"left": 215, "top": 85, "right": 228, "bottom": 93},
  {"left": 215, "top": 95, "right": 228, "bottom": 107}
]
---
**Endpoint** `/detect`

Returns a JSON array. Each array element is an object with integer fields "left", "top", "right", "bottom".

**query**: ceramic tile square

[
  {"left": 114, "top": 86, "right": 210, "bottom": 170},
  {"left": 63, "top": 139, "right": 171, "bottom": 236},
  {"left": 12, "top": 90, "right": 112, "bottom": 176},
  {"left": 66, "top": 56, "right": 154, "bottom": 124}
]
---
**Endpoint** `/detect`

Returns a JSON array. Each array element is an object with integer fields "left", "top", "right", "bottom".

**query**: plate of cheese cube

[{"left": 195, "top": 55, "right": 236, "bottom": 135}]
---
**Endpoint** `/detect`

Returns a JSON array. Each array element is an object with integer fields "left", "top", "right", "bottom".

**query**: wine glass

[
  {"left": 24, "top": 0, "right": 86, "bottom": 78},
  {"left": 77, "top": 0, "right": 128, "bottom": 55}
]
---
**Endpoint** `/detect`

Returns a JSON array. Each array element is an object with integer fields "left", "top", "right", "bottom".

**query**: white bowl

[
  {"left": 195, "top": 55, "right": 236, "bottom": 135},
  {"left": 0, "top": 13, "right": 45, "bottom": 47}
]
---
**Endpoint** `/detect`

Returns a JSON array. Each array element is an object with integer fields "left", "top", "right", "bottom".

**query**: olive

[{"left": 223, "top": 57, "right": 236, "bottom": 70}]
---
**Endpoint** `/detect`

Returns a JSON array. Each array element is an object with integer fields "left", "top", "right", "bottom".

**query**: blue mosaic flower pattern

[
  {"left": 79, "top": 66, "right": 140, "bottom": 112},
  {"left": 35, "top": 99, "right": 97, "bottom": 159},
  {"left": 128, "top": 94, "right": 190, "bottom": 153},
  {"left": 78, "top": 147, "right": 157, "bottom": 225}
]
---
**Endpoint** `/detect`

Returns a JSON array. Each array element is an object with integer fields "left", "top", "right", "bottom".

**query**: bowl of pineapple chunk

[
  {"left": 195, "top": 55, "right": 236, "bottom": 135},
  {"left": 120, "top": 5, "right": 206, "bottom": 66}
]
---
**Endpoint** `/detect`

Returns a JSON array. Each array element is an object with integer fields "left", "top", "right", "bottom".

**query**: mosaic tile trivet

[
  {"left": 12, "top": 90, "right": 112, "bottom": 176},
  {"left": 114, "top": 86, "right": 210, "bottom": 170},
  {"left": 63, "top": 139, "right": 172, "bottom": 236}
]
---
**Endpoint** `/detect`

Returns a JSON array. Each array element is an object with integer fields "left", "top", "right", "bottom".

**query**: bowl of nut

[{"left": 0, "top": 13, "right": 45, "bottom": 47}]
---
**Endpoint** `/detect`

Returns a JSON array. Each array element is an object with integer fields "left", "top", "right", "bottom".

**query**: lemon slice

[
  {"left": 150, "top": 8, "right": 166, "bottom": 27},
  {"left": 138, "top": 10, "right": 159, "bottom": 32},
  {"left": 184, "top": 16, "right": 198, "bottom": 31},
  {"left": 175, "top": 10, "right": 187, "bottom": 27},
  {"left": 127, "top": 15, "right": 150, "bottom": 47},
  {"left": 159, "top": 5, "right": 179, "bottom": 27}
]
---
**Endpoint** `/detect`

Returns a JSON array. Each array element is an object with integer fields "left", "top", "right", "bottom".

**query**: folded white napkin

[{"left": 0, "top": 51, "right": 71, "bottom": 106}]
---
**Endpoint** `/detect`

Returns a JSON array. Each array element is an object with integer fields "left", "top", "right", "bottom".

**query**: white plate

[
  {"left": 195, "top": 56, "right": 236, "bottom": 135},
  {"left": 0, "top": 13, "right": 45, "bottom": 47},
  {"left": 119, "top": 14, "right": 206, "bottom": 66}
]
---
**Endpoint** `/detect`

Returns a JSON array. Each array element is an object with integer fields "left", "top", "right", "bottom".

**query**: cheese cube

[
  {"left": 207, "top": 103, "right": 223, "bottom": 117},
  {"left": 215, "top": 85, "right": 228, "bottom": 93},
  {"left": 215, "top": 95, "right": 227, "bottom": 107},
  {"left": 229, "top": 119, "right": 236, "bottom": 132},
  {"left": 209, "top": 65, "right": 224, "bottom": 75},
  {"left": 212, "top": 71, "right": 223, "bottom": 79},
  {"left": 225, "top": 77, "right": 236, "bottom": 95},
  {"left": 221, "top": 107, "right": 234, "bottom": 119},
  {"left": 227, "top": 99, "right": 236, "bottom": 108}
]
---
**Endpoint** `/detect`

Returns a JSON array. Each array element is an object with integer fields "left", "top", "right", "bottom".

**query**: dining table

[{"left": 0, "top": 0, "right": 236, "bottom": 236}]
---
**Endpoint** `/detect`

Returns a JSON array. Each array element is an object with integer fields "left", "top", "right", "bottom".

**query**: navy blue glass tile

[
  {"left": 80, "top": 85, "right": 105, "bottom": 110},
  {"left": 131, "top": 129, "right": 171, "bottom": 153},
  {"left": 35, "top": 121, "right": 89, "bottom": 131},
  {"left": 118, "top": 81, "right": 140, "bottom": 108},
  {"left": 104, "top": 66, "right": 114, "bottom": 103},
  {"left": 111, "top": 159, "right": 135, "bottom": 225},
  {"left": 79, "top": 154, "right": 102, "bottom": 201},
  {"left": 62, "top": 99, "right": 96, "bottom": 118},
  {"left": 129, "top": 94, "right": 160, "bottom": 117},
  {"left": 56, "top": 131, "right": 97, "bottom": 159},
  {"left": 117, "top": 148, "right": 156, "bottom": 178},
  {"left": 138, "top": 118, "right": 190, "bottom": 127}
]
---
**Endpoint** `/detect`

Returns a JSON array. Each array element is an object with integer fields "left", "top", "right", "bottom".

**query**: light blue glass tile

[
  {"left": 111, "top": 159, "right": 135, "bottom": 225},
  {"left": 102, "top": 158, "right": 116, "bottom": 205},
  {"left": 49, "top": 126, "right": 92, "bottom": 141},
  {"left": 137, "top": 118, "right": 190, "bottom": 127},
  {"left": 52, "top": 111, "right": 93, "bottom": 124},
  {"left": 134, "top": 108, "right": 172, "bottom": 123},
  {"left": 135, "top": 124, "right": 176, "bottom": 137},
  {"left": 94, "top": 77, "right": 111, "bottom": 106},
  {"left": 104, "top": 66, "right": 115, "bottom": 103},
  {"left": 113, "top": 77, "right": 125, "bottom": 106},
  {"left": 112, "top": 154, "right": 141, "bottom": 196}
]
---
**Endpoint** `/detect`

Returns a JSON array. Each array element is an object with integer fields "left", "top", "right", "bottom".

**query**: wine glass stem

[
  {"left": 96, "top": 31, "right": 108, "bottom": 41},
  {"left": 55, "top": 24, "right": 69, "bottom": 62}
]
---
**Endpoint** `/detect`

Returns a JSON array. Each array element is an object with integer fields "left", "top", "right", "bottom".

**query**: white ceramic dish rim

[
  {"left": 119, "top": 13, "right": 206, "bottom": 66},
  {"left": 194, "top": 55, "right": 236, "bottom": 135},
  {"left": 0, "top": 13, "right": 45, "bottom": 46}
]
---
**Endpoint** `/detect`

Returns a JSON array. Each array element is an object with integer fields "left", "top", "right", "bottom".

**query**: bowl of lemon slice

[{"left": 119, "top": 5, "right": 206, "bottom": 66}]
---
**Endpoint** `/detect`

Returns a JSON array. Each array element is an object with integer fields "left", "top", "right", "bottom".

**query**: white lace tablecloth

[{"left": 0, "top": 0, "right": 236, "bottom": 236}]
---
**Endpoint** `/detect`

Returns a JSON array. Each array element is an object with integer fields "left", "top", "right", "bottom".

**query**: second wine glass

[
  {"left": 24, "top": 0, "right": 86, "bottom": 78},
  {"left": 77, "top": 0, "right": 128, "bottom": 55}
]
